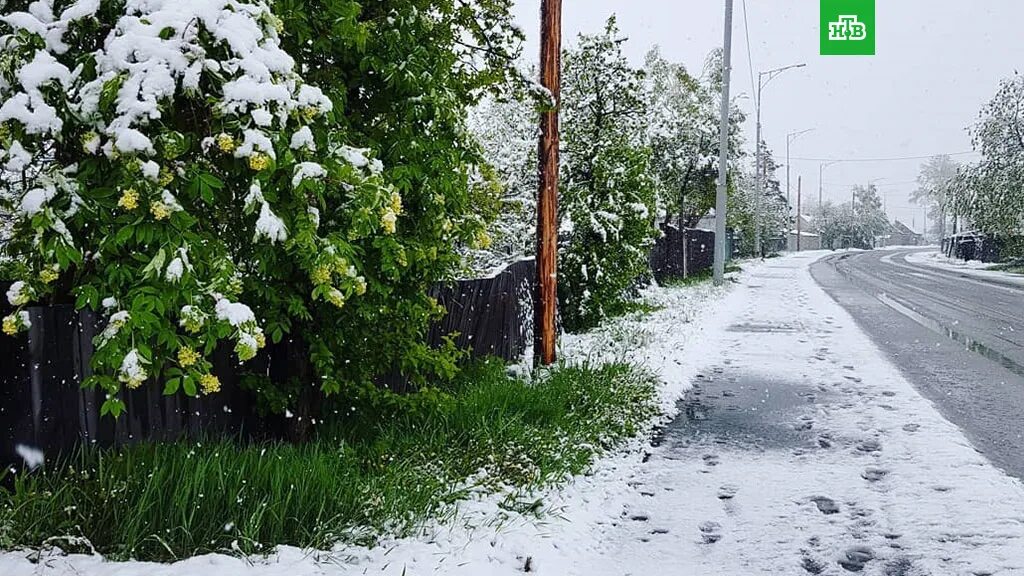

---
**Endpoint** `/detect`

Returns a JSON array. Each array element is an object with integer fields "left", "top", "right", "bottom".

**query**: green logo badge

[{"left": 821, "top": 0, "right": 875, "bottom": 56}]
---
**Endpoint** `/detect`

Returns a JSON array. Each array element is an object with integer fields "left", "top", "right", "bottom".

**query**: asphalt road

[{"left": 811, "top": 249, "right": 1024, "bottom": 479}]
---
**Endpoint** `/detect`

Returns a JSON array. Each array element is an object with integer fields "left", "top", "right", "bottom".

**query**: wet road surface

[{"left": 811, "top": 249, "right": 1024, "bottom": 479}]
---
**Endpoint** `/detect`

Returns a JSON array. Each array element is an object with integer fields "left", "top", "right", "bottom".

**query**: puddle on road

[
  {"left": 876, "top": 293, "right": 1024, "bottom": 380},
  {"left": 656, "top": 372, "right": 825, "bottom": 453}
]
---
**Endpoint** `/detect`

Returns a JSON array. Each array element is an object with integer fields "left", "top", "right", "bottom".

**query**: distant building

[
  {"left": 788, "top": 214, "right": 821, "bottom": 251},
  {"left": 878, "top": 220, "right": 922, "bottom": 247}
]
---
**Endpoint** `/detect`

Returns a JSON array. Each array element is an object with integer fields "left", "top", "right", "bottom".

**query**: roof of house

[{"left": 891, "top": 220, "right": 920, "bottom": 236}]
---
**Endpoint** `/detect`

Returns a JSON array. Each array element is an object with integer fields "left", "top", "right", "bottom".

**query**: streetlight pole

[
  {"left": 786, "top": 128, "right": 813, "bottom": 212},
  {"left": 713, "top": 0, "right": 735, "bottom": 286},
  {"left": 819, "top": 160, "right": 840, "bottom": 208},
  {"left": 753, "top": 63, "right": 805, "bottom": 257}
]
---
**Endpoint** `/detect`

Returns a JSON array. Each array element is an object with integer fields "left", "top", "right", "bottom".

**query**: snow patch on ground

[{"left": 906, "top": 249, "right": 1024, "bottom": 287}]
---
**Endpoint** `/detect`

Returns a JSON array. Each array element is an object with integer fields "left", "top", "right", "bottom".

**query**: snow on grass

[{"left": 0, "top": 267, "right": 740, "bottom": 574}]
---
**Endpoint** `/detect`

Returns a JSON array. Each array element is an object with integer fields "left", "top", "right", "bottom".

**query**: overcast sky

[{"left": 511, "top": 1, "right": 1024, "bottom": 232}]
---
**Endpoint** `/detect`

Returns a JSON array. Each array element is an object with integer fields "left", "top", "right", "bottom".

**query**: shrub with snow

[
  {"left": 558, "top": 17, "right": 660, "bottom": 331},
  {"left": 0, "top": 0, "right": 393, "bottom": 415}
]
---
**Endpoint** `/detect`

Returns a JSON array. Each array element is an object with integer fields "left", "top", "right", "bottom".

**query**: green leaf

[
  {"left": 183, "top": 376, "right": 197, "bottom": 397},
  {"left": 142, "top": 248, "right": 167, "bottom": 278},
  {"left": 100, "top": 397, "right": 125, "bottom": 418},
  {"left": 163, "top": 378, "right": 180, "bottom": 395}
]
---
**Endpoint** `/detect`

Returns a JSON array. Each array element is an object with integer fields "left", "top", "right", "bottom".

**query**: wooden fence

[
  {"left": 2, "top": 232, "right": 714, "bottom": 468},
  {"left": 649, "top": 226, "right": 715, "bottom": 284},
  {"left": 1, "top": 260, "right": 538, "bottom": 468}
]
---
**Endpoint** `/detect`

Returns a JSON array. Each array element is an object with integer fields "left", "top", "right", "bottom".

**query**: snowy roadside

[
  {"left": 0, "top": 262, "right": 748, "bottom": 575},
  {"left": 905, "top": 248, "right": 1024, "bottom": 287},
  {"left": 7, "top": 251, "right": 1024, "bottom": 575}
]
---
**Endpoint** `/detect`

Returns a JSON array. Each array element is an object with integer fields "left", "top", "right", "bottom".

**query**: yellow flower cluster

[
  {"left": 249, "top": 153, "right": 271, "bottom": 172},
  {"left": 150, "top": 201, "right": 171, "bottom": 221},
  {"left": 216, "top": 133, "right": 236, "bottom": 153},
  {"left": 326, "top": 288, "right": 346, "bottom": 308},
  {"left": 180, "top": 306, "right": 206, "bottom": 334},
  {"left": 125, "top": 376, "right": 144, "bottom": 389},
  {"left": 2, "top": 315, "right": 18, "bottom": 336},
  {"left": 354, "top": 276, "right": 367, "bottom": 296},
  {"left": 118, "top": 188, "right": 139, "bottom": 211},
  {"left": 472, "top": 229, "right": 492, "bottom": 250},
  {"left": 158, "top": 167, "right": 175, "bottom": 186},
  {"left": 81, "top": 131, "right": 100, "bottom": 154},
  {"left": 381, "top": 209, "right": 398, "bottom": 235},
  {"left": 301, "top": 106, "right": 318, "bottom": 123},
  {"left": 389, "top": 191, "right": 403, "bottom": 214},
  {"left": 178, "top": 346, "right": 200, "bottom": 367},
  {"left": 311, "top": 265, "right": 332, "bottom": 285},
  {"left": 200, "top": 374, "right": 221, "bottom": 395},
  {"left": 39, "top": 268, "right": 59, "bottom": 284}
]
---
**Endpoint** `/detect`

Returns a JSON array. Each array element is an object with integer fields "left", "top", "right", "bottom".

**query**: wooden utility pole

[
  {"left": 535, "top": 0, "right": 561, "bottom": 366},
  {"left": 796, "top": 176, "right": 802, "bottom": 252}
]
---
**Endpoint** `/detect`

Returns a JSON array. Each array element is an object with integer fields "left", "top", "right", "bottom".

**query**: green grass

[
  {"left": 0, "top": 361, "right": 658, "bottom": 562},
  {"left": 662, "top": 264, "right": 742, "bottom": 287}
]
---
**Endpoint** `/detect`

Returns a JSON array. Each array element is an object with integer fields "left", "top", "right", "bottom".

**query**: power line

[
  {"left": 740, "top": 0, "right": 756, "bottom": 107},
  {"left": 789, "top": 150, "right": 978, "bottom": 163},
  {"left": 823, "top": 179, "right": 920, "bottom": 188}
]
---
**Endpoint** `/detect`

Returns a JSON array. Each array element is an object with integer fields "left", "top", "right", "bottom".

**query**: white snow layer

[
  {"left": 905, "top": 248, "right": 1024, "bottom": 288},
  {"left": 4, "top": 252, "right": 1024, "bottom": 575}
]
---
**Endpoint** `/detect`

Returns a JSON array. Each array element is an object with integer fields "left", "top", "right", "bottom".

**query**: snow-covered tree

[
  {"left": 645, "top": 47, "right": 744, "bottom": 228},
  {"left": 950, "top": 74, "right": 1024, "bottom": 236},
  {"left": 810, "top": 185, "right": 887, "bottom": 249},
  {"left": 465, "top": 91, "right": 538, "bottom": 274},
  {"left": 912, "top": 155, "right": 958, "bottom": 237},
  {"left": 559, "top": 16, "right": 659, "bottom": 331}
]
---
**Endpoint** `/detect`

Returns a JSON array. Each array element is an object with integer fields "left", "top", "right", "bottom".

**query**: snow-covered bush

[
  {"left": 465, "top": 92, "right": 538, "bottom": 275},
  {"left": 559, "top": 17, "right": 660, "bottom": 331},
  {"left": 0, "top": 0, "right": 394, "bottom": 415}
]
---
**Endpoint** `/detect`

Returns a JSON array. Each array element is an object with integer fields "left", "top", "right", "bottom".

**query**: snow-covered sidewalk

[{"left": 5, "top": 252, "right": 1024, "bottom": 575}]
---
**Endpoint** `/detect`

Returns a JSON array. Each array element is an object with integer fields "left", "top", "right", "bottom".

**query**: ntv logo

[
  {"left": 821, "top": 0, "right": 873, "bottom": 55},
  {"left": 828, "top": 15, "right": 867, "bottom": 41}
]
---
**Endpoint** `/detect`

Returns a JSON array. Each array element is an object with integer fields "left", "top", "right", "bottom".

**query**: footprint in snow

[
  {"left": 861, "top": 467, "right": 889, "bottom": 482},
  {"left": 838, "top": 546, "right": 875, "bottom": 572},
  {"left": 699, "top": 521, "right": 722, "bottom": 544},
  {"left": 801, "top": 555, "right": 827, "bottom": 574},
  {"left": 856, "top": 439, "right": 883, "bottom": 453},
  {"left": 717, "top": 485, "right": 739, "bottom": 500},
  {"left": 810, "top": 496, "right": 841, "bottom": 515},
  {"left": 902, "top": 423, "right": 921, "bottom": 433}
]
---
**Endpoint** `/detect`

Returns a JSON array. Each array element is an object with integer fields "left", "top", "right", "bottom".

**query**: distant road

[{"left": 812, "top": 249, "right": 1024, "bottom": 478}]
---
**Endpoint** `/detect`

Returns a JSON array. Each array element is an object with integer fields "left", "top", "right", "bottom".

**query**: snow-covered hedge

[{"left": 0, "top": 0, "right": 394, "bottom": 415}]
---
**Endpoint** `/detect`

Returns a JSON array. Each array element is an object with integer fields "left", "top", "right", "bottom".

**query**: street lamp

[
  {"left": 818, "top": 160, "right": 841, "bottom": 208},
  {"left": 754, "top": 62, "right": 806, "bottom": 256},
  {"left": 786, "top": 128, "right": 814, "bottom": 212}
]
